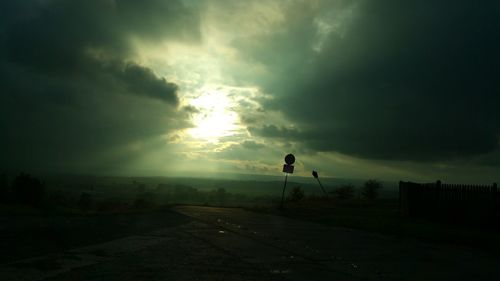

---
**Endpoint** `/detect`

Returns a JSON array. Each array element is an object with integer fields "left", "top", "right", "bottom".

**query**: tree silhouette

[
  {"left": 78, "top": 192, "right": 93, "bottom": 210},
  {"left": 0, "top": 173, "right": 8, "bottom": 203},
  {"left": 12, "top": 173, "right": 45, "bottom": 207},
  {"left": 362, "top": 179, "right": 382, "bottom": 200},
  {"left": 333, "top": 184, "right": 355, "bottom": 200},
  {"left": 215, "top": 188, "right": 227, "bottom": 203}
]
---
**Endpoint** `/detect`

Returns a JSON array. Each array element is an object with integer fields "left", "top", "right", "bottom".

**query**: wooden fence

[{"left": 400, "top": 180, "right": 499, "bottom": 226}]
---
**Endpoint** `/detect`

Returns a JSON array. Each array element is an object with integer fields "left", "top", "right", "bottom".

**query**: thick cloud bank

[
  {"left": 245, "top": 0, "right": 500, "bottom": 162},
  {"left": 0, "top": 0, "right": 199, "bottom": 172}
]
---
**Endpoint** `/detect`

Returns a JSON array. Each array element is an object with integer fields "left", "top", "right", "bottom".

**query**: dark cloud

[
  {"left": 0, "top": 0, "right": 200, "bottom": 172},
  {"left": 119, "top": 63, "right": 179, "bottom": 104},
  {"left": 1, "top": 0, "right": 200, "bottom": 62},
  {"left": 241, "top": 140, "right": 265, "bottom": 150},
  {"left": 245, "top": 0, "right": 500, "bottom": 163},
  {"left": 212, "top": 140, "right": 273, "bottom": 162},
  {"left": 248, "top": 125, "right": 299, "bottom": 140}
]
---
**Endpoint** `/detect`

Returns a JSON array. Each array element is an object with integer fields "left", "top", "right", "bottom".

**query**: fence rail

[{"left": 400, "top": 180, "right": 499, "bottom": 227}]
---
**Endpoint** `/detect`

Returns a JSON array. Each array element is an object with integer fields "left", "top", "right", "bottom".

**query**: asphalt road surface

[{"left": 1, "top": 206, "right": 499, "bottom": 280}]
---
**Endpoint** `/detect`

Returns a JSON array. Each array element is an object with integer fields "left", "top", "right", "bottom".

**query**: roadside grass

[{"left": 249, "top": 197, "right": 500, "bottom": 252}]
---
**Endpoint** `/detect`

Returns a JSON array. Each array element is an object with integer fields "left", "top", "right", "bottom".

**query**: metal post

[
  {"left": 312, "top": 170, "right": 327, "bottom": 196},
  {"left": 316, "top": 177, "right": 327, "bottom": 195},
  {"left": 280, "top": 173, "right": 288, "bottom": 209}
]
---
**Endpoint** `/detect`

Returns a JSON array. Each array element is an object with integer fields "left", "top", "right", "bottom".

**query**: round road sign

[{"left": 284, "top": 154, "right": 295, "bottom": 165}]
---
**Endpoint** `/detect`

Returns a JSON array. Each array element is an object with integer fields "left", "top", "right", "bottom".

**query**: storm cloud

[
  {"left": 0, "top": 0, "right": 200, "bottom": 172},
  {"left": 1, "top": 0, "right": 499, "bottom": 179},
  {"left": 243, "top": 0, "right": 500, "bottom": 162}
]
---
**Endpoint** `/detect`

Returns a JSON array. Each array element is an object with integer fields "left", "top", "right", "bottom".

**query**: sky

[{"left": 1, "top": 0, "right": 499, "bottom": 183}]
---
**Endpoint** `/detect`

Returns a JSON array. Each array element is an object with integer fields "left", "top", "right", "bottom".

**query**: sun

[{"left": 188, "top": 91, "right": 239, "bottom": 142}]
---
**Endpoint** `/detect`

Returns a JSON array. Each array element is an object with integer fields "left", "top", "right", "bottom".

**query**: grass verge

[{"left": 249, "top": 198, "right": 500, "bottom": 253}]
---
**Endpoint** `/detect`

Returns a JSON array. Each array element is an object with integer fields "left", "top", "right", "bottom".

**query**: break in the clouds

[
  {"left": 1, "top": 0, "right": 499, "bottom": 180},
  {"left": 241, "top": 0, "right": 500, "bottom": 163},
  {"left": 0, "top": 0, "right": 199, "bottom": 172}
]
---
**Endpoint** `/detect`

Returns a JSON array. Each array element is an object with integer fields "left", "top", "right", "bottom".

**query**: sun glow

[{"left": 188, "top": 91, "right": 240, "bottom": 142}]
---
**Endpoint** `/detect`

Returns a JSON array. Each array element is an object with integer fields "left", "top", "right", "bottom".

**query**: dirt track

[{"left": 1, "top": 206, "right": 499, "bottom": 280}]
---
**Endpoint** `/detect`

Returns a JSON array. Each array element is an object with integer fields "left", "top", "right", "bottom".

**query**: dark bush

[
  {"left": 362, "top": 179, "right": 383, "bottom": 199},
  {"left": 0, "top": 173, "right": 9, "bottom": 203},
  {"left": 172, "top": 185, "right": 199, "bottom": 201},
  {"left": 134, "top": 198, "right": 148, "bottom": 208},
  {"left": 333, "top": 184, "right": 355, "bottom": 200},
  {"left": 78, "top": 192, "right": 93, "bottom": 210},
  {"left": 97, "top": 198, "right": 119, "bottom": 212},
  {"left": 215, "top": 188, "right": 227, "bottom": 203},
  {"left": 12, "top": 173, "right": 45, "bottom": 207}
]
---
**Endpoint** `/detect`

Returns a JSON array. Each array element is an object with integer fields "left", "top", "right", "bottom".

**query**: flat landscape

[{"left": 1, "top": 205, "right": 499, "bottom": 281}]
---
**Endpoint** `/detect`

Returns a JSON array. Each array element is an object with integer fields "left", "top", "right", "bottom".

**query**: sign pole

[
  {"left": 280, "top": 153, "right": 295, "bottom": 209},
  {"left": 280, "top": 173, "right": 288, "bottom": 209},
  {"left": 316, "top": 177, "right": 327, "bottom": 195},
  {"left": 312, "top": 170, "right": 327, "bottom": 195}
]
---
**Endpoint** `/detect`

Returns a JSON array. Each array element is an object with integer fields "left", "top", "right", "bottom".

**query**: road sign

[
  {"left": 283, "top": 164, "right": 294, "bottom": 174},
  {"left": 281, "top": 154, "right": 296, "bottom": 209},
  {"left": 284, "top": 154, "right": 295, "bottom": 165},
  {"left": 312, "top": 170, "right": 327, "bottom": 195}
]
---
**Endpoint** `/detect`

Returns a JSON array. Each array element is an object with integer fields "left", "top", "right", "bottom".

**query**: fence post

[
  {"left": 493, "top": 183, "right": 498, "bottom": 204},
  {"left": 399, "top": 181, "right": 409, "bottom": 216},
  {"left": 435, "top": 180, "right": 441, "bottom": 200},
  {"left": 435, "top": 180, "right": 442, "bottom": 218}
]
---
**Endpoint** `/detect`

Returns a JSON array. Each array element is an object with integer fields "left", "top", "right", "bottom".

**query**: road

[{"left": 1, "top": 206, "right": 499, "bottom": 280}]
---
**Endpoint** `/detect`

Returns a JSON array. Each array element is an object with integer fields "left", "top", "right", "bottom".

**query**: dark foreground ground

[
  {"left": 1, "top": 206, "right": 500, "bottom": 280},
  {"left": 0, "top": 208, "right": 191, "bottom": 263}
]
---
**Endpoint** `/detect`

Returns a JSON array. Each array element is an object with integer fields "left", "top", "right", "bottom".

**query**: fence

[{"left": 400, "top": 180, "right": 499, "bottom": 226}]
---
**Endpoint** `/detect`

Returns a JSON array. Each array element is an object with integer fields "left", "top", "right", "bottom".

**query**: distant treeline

[
  {"left": 288, "top": 179, "right": 384, "bottom": 202},
  {"left": 0, "top": 172, "right": 388, "bottom": 213},
  {"left": 0, "top": 172, "right": 274, "bottom": 213},
  {"left": 0, "top": 172, "right": 45, "bottom": 207}
]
